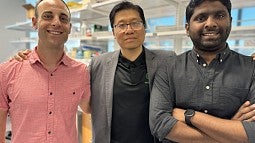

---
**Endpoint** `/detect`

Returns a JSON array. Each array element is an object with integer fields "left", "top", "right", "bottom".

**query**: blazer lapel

[
  {"left": 145, "top": 48, "right": 157, "bottom": 92},
  {"left": 104, "top": 50, "right": 120, "bottom": 130}
]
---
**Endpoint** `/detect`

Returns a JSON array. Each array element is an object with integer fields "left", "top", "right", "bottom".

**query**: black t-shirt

[{"left": 111, "top": 50, "right": 153, "bottom": 143}]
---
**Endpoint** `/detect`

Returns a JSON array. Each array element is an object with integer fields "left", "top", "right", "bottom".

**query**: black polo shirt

[{"left": 111, "top": 49, "right": 153, "bottom": 143}]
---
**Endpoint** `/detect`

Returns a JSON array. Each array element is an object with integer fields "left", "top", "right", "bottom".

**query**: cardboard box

[{"left": 23, "top": 4, "right": 35, "bottom": 19}]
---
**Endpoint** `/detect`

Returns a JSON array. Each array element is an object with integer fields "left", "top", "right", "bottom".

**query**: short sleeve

[{"left": 0, "top": 63, "right": 9, "bottom": 111}]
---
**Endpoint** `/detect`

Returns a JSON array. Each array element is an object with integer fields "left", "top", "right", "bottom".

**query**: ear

[
  {"left": 112, "top": 29, "right": 116, "bottom": 39},
  {"left": 185, "top": 23, "right": 189, "bottom": 37},
  {"left": 32, "top": 17, "right": 38, "bottom": 30},
  {"left": 230, "top": 16, "right": 232, "bottom": 27},
  {"left": 68, "top": 23, "right": 72, "bottom": 34}
]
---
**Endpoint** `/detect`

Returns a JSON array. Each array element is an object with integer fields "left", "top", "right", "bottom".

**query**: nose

[
  {"left": 51, "top": 16, "right": 61, "bottom": 26},
  {"left": 125, "top": 24, "right": 134, "bottom": 34},
  {"left": 205, "top": 16, "right": 217, "bottom": 29},
  {"left": 127, "top": 24, "right": 133, "bottom": 29}
]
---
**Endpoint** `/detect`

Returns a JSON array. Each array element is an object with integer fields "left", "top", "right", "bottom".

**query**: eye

[
  {"left": 132, "top": 21, "right": 142, "bottom": 26},
  {"left": 60, "top": 15, "right": 69, "bottom": 23},
  {"left": 130, "top": 21, "right": 143, "bottom": 29},
  {"left": 42, "top": 13, "right": 53, "bottom": 20},
  {"left": 196, "top": 16, "right": 205, "bottom": 22},
  {"left": 216, "top": 13, "right": 225, "bottom": 19},
  {"left": 117, "top": 24, "right": 126, "bottom": 29}
]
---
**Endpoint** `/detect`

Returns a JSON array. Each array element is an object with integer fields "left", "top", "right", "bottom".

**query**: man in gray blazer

[
  {"left": 90, "top": 50, "right": 174, "bottom": 143},
  {"left": 89, "top": 1, "right": 175, "bottom": 143}
]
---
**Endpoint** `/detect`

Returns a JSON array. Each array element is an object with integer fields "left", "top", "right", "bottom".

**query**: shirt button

[
  {"left": 203, "top": 63, "right": 206, "bottom": 67},
  {"left": 205, "top": 86, "right": 210, "bottom": 90},
  {"left": 50, "top": 92, "right": 53, "bottom": 95},
  {"left": 48, "top": 131, "right": 51, "bottom": 134},
  {"left": 204, "top": 110, "right": 208, "bottom": 113}
]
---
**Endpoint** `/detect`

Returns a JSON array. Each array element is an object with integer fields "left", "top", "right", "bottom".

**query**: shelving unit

[
  {"left": 10, "top": 39, "right": 36, "bottom": 44},
  {"left": 5, "top": 20, "right": 34, "bottom": 32},
  {"left": 5, "top": 0, "right": 255, "bottom": 53}
]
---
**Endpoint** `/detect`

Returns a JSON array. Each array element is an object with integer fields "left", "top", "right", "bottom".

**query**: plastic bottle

[{"left": 81, "top": 21, "right": 87, "bottom": 37}]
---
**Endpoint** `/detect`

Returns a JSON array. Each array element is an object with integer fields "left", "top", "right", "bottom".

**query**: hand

[
  {"left": 252, "top": 53, "right": 255, "bottom": 60},
  {"left": 231, "top": 101, "right": 255, "bottom": 121},
  {"left": 12, "top": 49, "right": 31, "bottom": 61},
  {"left": 172, "top": 108, "right": 185, "bottom": 122}
]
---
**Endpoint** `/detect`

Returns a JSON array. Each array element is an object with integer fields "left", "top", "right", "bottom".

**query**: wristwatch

[{"left": 184, "top": 109, "right": 195, "bottom": 127}]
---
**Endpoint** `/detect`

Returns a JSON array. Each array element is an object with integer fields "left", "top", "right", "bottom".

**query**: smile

[
  {"left": 47, "top": 30, "right": 63, "bottom": 35},
  {"left": 203, "top": 32, "right": 218, "bottom": 36},
  {"left": 125, "top": 37, "right": 136, "bottom": 40}
]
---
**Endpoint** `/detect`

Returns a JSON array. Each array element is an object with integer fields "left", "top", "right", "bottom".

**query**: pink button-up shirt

[{"left": 0, "top": 49, "right": 90, "bottom": 143}]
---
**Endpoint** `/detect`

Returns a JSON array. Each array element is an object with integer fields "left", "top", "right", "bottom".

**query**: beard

[
  {"left": 192, "top": 27, "right": 231, "bottom": 52},
  {"left": 195, "top": 39, "right": 226, "bottom": 52}
]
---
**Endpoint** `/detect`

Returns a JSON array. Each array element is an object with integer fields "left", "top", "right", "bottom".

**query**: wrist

[{"left": 184, "top": 109, "right": 195, "bottom": 127}]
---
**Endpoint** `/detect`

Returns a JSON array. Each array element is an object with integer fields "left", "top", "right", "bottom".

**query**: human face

[
  {"left": 185, "top": 1, "right": 232, "bottom": 52},
  {"left": 112, "top": 9, "right": 146, "bottom": 51},
  {"left": 32, "top": 0, "right": 71, "bottom": 48}
]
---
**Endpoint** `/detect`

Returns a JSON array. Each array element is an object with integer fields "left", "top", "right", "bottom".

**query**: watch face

[
  {"left": 185, "top": 109, "right": 195, "bottom": 127},
  {"left": 185, "top": 109, "right": 195, "bottom": 116}
]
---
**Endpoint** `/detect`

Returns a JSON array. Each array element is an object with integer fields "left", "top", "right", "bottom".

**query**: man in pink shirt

[{"left": 0, "top": 0, "right": 90, "bottom": 142}]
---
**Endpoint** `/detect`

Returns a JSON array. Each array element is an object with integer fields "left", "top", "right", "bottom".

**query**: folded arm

[
  {"left": 167, "top": 121, "right": 218, "bottom": 143},
  {"left": 192, "top": 110, "right": 248, "bottom": 143},
  {"left": 172, "top": 104, "right": 255, "bottom": 143}
]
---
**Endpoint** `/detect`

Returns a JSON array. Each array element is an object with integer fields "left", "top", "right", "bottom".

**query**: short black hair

[
  {"left": 35, "top": 0, "right": 71, "bottom": 19},
  {"left": 185, "top": 0, "right": 232, "bottom": 23},
  {"left": 109, "top": 1, "right": 146, "bottom": 28}
]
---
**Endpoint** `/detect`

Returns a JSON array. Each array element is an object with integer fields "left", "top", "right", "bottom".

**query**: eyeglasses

[{"left": 114, "top": 21, "right": 144, "bottom": 32}]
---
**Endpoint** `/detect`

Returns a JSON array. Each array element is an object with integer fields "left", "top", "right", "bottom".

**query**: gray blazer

[{"left": 89, "top": 47, "right": 175, "bottom": 143}]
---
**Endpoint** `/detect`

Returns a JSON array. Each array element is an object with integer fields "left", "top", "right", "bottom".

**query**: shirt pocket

[
  {"left": 57, "top": 88, "right": 83, "bottom": 112},
  {"left": 215, "top": 87, "right": 249, "bottom": 118}
]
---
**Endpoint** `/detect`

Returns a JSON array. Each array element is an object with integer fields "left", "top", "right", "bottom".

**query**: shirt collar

[
  {"left": 191, "top": 43, "right": 231, "bottom": 65},
  {"left": 118, "top": 47, "right": 146, "bottom": 68},
  {"left": 28, "top": 46, "right": 71, "bottom": 67}
]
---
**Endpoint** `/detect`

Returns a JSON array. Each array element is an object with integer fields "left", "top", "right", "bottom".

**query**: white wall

[{"left": 0, "top": 0, "right": 26, "bottom": 63}]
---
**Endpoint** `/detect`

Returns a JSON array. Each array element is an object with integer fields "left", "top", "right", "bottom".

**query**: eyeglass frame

[{"left": 113, "top": 21, "right": 144, "bottom": 32}]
